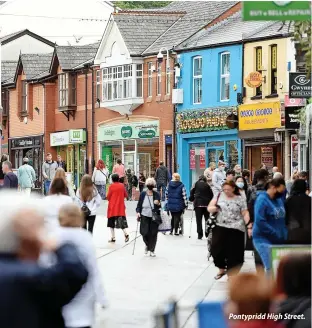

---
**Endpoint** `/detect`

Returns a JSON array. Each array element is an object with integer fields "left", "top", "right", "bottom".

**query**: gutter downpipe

[
  {"left": 38, "top": 80, "right": 46, "bottom": 194},
  {"left": 91, "top": 66, "right": 95, "bottom": 172},
  {"left": 84, "top": 65, "right": 89, "bottom": 174},
  {"left": 241, "top": 40, "right": 245, "bottom": 169},
  {"left": 173, "top": 55, "right": 177, "bottom": 173}
]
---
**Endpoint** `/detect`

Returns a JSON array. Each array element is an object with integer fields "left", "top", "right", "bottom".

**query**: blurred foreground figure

[
  {"left": 0, "top": 192, "right": 88, "bottom": 328},
  {"left": 227, "top": 272, "right": 283, "bottom": 328}
]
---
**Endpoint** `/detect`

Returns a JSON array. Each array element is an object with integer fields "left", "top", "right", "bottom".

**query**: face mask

[
  {"left": 274, "top": 191, "right": 284, "bottom": 199},
  {"left": 220, "top": 166, "right": 225, "bottom": 171},
  {"left": 236, "top": 182, "right": 244, "bottom": 189},
  {"left": 147, "top": 185, "right": 154, "bottom": 190}
]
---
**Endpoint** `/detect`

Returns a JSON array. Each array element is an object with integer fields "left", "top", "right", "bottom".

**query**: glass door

[
  {"left": 137, "top": 153, "right": 151, "bottom": 178},
  {"left": 122, "top": 139, "right": 137, "bottom": 174},
  {"left": 208, "top": 148, "right": 225, "bottom": 166}
]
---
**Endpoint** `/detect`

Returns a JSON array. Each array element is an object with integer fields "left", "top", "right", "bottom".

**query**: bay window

[
  {"left": 148, "top": 62, "right": 153, "bottom": 97},
  {"left": 58, "top": 73, "right": 76, "bottom": 107},
  {"left": 220, "top": 52, "right": 230, "bottom": 101},
  {"left": 193, "top": 56, "right": 202, "bottom": 104},
  {"left": 157, "top": 62, "right": 161, "bottom": 96},
  {"left": 96, "top": 70, "right": 101, "bottom": 101},
  {"left": 21, "top": 81, "right": 27, "bottom": 112},
  {"left": 136, "top": 64, "right": 143, "bottom": 97}
]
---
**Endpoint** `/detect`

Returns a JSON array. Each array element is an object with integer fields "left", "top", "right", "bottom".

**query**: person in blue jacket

[{"left": 252, "top": 178, "right": 288, "bottom": 272}]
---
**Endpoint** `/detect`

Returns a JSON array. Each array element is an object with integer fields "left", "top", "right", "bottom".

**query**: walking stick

[
  {"left": 189, "top": 204, "right": 194, "bottom": 238},
  {"left": 132, "top": 220, "right": 140, "bottom": 255}
]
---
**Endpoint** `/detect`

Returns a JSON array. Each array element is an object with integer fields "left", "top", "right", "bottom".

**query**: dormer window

[{"left": 58, "top": 73, "right": 77, "bottom": 108}]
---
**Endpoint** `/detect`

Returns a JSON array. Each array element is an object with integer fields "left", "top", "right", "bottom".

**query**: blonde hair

[
  {"left": 146, "top": 177, "right": 156, "bottom": 187},
  {"left": 59, "top": 203, "right": 84, "bottom": 228},
  {"left": 273, "top": 172, "right": 283, "bottom": 179},
  {"left": 172, "top": 173, "right": 181, "bottom": 181}
]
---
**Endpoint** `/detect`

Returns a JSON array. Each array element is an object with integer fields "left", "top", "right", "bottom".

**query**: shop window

[
  {"left": 1, "top": 89, "right": 9, "bottom": 116},
  {"left": 255, "top": 47, "right": 262, "bottom": 96},
  {"left": 96, "top": 70, "right": 101, "bottom": 101},
  {"left": 226, "top": 140, "right": 239, "bottom": 169},
  {"left": 136, "top": 64, "right": 143, "bottom": 97},
  {"left": 166, "top": 59, "right": 171, "bottom": 95},
  {"left": 157, "top": 62, "right": 161, "bottom": 96},
  {"left": 147, "top": 62, "right": 153, "bottom": 97},
  {"left": 21, "top": 81, "right": 27, "bottom": 113},
  {"left": 193, "top": 56, "right": 202, "bottom": 104},
  {"left": 58, "top": 73, "right": 76, "bottom": 108},
  {"left": 220, "top": 52, "right": 230, "bottom": 101},
  {"left": 270, "top": 45, "right": 277, "bottom": 95},
  {"left": 190, "top": 144, "right": 205, "bottom": 186}
]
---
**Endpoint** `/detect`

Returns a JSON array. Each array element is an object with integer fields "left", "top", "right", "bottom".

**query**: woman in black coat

[
  {"left": 189, "top": 175, "right": 213, "bottom": 240},
  {"left": 285, "top": 179, "right": 311, "bottom": 245}
]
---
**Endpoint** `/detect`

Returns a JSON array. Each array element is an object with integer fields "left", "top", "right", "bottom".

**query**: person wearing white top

[
  {"left": 76, "top": 175, "right": 102, "bottom": 234},
  {"left": 92, "top": 160, "right": 109, "bottom": 200},
  {"left": 58, "top": 204, "right": 107, "bottom": 328}
]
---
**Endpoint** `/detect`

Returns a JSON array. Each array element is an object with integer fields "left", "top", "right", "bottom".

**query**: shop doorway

[{"left": 138, "top": 153, "right": 151, "bottom": 177}]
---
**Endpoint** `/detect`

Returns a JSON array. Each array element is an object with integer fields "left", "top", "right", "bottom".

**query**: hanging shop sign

[
  {"left": 176, "top": 107, "right": 237, "bottom": 133},
  {"left": 245, "top": 72, "right": 262, "bottom": 88},
  {"left": 284, "top": 95, "right": 306, "bottom": 107},
  {"left": 285, "top": 107, "right": 300, "bottom": 130},
  {"left": 199, "top": 149, "right": 206, "bottom": 169},
  {"left": 98, "top": 121, "right": 159, "bottom": 141},
  {"left": 190, "top": 149, "right": 196, "bottom": 170},
  {"left": 289, "top": 73, "right": 312, "bottom": 99},
  {"left": 243, "top": 1, "right": 311, "bottom": 21},
  {"left": 50, "top": 131, "right": 70, "bottom": 147},
  {"left": 238, "top": 102, "right": 281, "bottom": 131},
  {"left": 69, "top": 129, "right": 86, "bottom": 144}
]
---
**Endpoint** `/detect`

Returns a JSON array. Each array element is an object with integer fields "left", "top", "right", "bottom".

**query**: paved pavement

[{"left": 92, "top": 201, "right": 255, "bottom": 328}]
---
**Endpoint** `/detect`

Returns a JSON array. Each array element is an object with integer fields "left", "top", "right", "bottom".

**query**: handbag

[
  {"left": 147, "top": 193, "right": 162, "bottom": 225},
  {"left": 206, "top": 192, "right": 221, "bottom": 231},
  {"left": 158, "top": 210, "right": 171, "bottom": 232},
  {"left": 81, "top": 202, "right": 91, "bottom": 218}
]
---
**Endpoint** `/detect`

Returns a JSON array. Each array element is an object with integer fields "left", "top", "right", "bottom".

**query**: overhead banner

[
  {"left": 289, "top": 73, "right": 312, "bottom": 99},
  {"left": 243, "top": 1, "right": 311, "bottom": 21},
  {"left": 238, "top": 102, "right": 281, "bottom": 131}
]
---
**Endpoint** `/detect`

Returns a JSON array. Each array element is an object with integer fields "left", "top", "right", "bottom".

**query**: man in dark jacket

[
  {"left": 155, "top": 161, "right": 170, "bottom": 201},
  {"left": 1, "top": 161, "right": 18, "bottom": 189},
  {"left": 0, "top": 193, "right": 88, "bottom": 328},
  {"left": 57, "top": 154, "right": 67, "bottom": 172}
]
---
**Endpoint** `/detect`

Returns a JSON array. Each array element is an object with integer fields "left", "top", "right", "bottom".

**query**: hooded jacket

[
  {"left": 253, "top": 191, "right": 287, "bottom": 244},
  {"left": 166, "top": 181, "right": 187, "bottom": 213},
  {"left": 211, "top": 168, "right": 226, "bottom": 196},
  {"left": 42, "top": 161, "right": 58, "bottom": 181},
  {"left": 190, "top": 180, "right": 213, "bottom": 207},
  {"left": 155, "top": 165, "right": 170, "bottom": 185}
]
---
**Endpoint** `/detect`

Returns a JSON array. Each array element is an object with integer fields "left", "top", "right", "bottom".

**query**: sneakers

[
  {"left": 150, "top": 252, "right": 156, "bottom": 257},
  {"left": 144, "top": 247, "right": 148, "bottom": 255}
]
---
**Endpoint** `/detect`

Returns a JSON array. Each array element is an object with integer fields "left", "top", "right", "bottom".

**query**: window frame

[
  {"left": 270, "top": 44, "right": 278, "bottom": 95},
  {"left": 1, "top": 89, "right": 9, "bottom": 116},
  {"left": 166, "top": 59, "right": 171, "bottom": 95},
  {"left": 58, "top": 73, "right": 68, "bottom": 107},
  {"left": 21, "top": 81, "right": 28, "bottom": 113},
  {"left": 69, "top": 73, "right": 77, "bottom": 106},
  {"left": 255, "top": 47, "right": 263, "bottom": 96},
  {"left": 136, "top": 64, "right": 143, "bottom": 98},
  {"left": 220, "top": 52, "right": 230, "bottom": 102},
  {"left": 193, "top": 56, "right": 202, "bottom": 104},
  {"left": 147, "top": 62, "right": 153, "bottom": 97},
  {"left": 96, "top": 70, "right": 101, "bottom": 101},
  {"left": 157, "top": 62, "right": 162, "bottom": 96}
]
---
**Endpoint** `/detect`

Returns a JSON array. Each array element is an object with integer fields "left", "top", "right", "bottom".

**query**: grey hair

[
  {"left": 0, "top": 192, "right": 45, "bottom": 253},
  {"left": 273, "top": 172, "right": 283, "bottom": 179},
  {"left": 2, "top": 161, "right": 12, "bottom": 170},
  {"left": 146, "top": 177, "right": 156, "bottom": 187}
]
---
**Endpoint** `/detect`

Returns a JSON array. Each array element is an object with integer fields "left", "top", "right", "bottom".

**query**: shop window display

[{"left": 190, "top": 144, "right": 206, "bottom": 187}]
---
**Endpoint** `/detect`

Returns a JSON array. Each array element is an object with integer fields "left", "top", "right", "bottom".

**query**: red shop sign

[
  {"left": 190, "top": 149, "right": 196, "bottom": 170},
  {"left": 199, "top": 149, "right": 206, "bottom": 169}
]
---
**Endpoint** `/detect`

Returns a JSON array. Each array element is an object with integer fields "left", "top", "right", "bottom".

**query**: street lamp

[{"left": 157, "top": 47, "right": 170, "bottom": 72}]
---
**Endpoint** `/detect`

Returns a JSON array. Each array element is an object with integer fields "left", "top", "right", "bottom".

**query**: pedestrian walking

[
  {"left": 43, "top": 177, "right": 73, "bottom": 233},
  {"left": 0, "top": 154, "right": 8, "bottom": 185},
  {"left": 234, "top": 164, "right": 242, "bottom": 177},
  {"left": 58, "top": 204, "right": 107, "bottom": 328},
  {"left": 112, "top": 158, "right": 125, "bottom": 183},
  {"left": 0, "top": 192, "right": 88, "bottom": 328},
  {"left": 139, "top": 172, "right": 146, "bottom": 193},
  {"left": 285, "top": 179, "right": 311, "bottom": 245},
  {"left": 286, "top": 170, "right": 299, "bottom": 195},
  {"left": 42, "top": 153, "right": 58, "bottom": 195},
  {"left": 0, "top": 160, "right": 18, "bottom": 189},
  {"left": 126, "top": 168, "right": 134, "bottom": 200},
  {"left": 106, "top": 173, "right": 129, "bottom": 243},
  {"left": 56, "top": 154, "right": 67, "bottom": 172},
  {"left": 136, "top": 178, "right": 161, "bottom": 257},
  {"left": 92, "top": 159, "right": 109, "bottom": 200},
  {"left": 208, "top": 180, "right": 251, "bottom": 279},
  {"left": 252, "top": 178, "right": 287, "bottom": 272},
  {"left": 155, "top": 161, "right": 170, "bottom": 201},
  {"left": 53, "top": 167, "right": 75, "bottom": 198},
  {"left": 189, "top": 175, "right": 213, "bottom": 240},
  {"left": 204, "top": 162, "right": 216, "bottom": 186},
  {"left": 17, "top": 157, "right": 36, "bottom": 196},
  {"left": 235, "top": 176, "right": 248, "bottom": 204},
  {"left": 225, "top": 169, "right": 235, "bottom": 183},
  {"left": 76, "top": 175, "right": 101, "bottom": 234},
  {"left": 298, "top": 171, "right": 310, "bottom": 194},
  {"left": 242, "top": 169, "right": 251, "bottom": 187},
  {"left": 211, "top": 160, "right": 226, "bottom": 196},
  {"left": 166, "top": 173, "right": 188, "bottom": 236}
]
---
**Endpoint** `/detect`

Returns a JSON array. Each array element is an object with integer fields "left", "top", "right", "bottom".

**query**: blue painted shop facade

[{"left": 176, "top": 44, "right": 243, "bottom": 192}]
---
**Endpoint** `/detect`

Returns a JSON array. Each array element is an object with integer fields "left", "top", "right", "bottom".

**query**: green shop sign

[
  {"left": 243, "top": 1, "right": 311, "bottom": 21},
  {"left": 98, "top": 120, "right": 159, "bottom": 141},
  {"left": 69, "top": 129, "right": 86, "bottom": 144}
]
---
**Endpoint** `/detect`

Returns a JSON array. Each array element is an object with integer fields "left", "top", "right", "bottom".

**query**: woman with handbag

[
  {"left": 76, "top": 175, "right": 101, "bottom": 234},
  {"left": 92, "top": 159, "right": 109, "bottom": 200},
  {"left": 208, "top": 180, "right": 251, "bottom": 280},
  {"left": 136, "top": 178, "right": 161, "bottom": 257},
  {"left": 106, "top": 173, "right": 129, "bottom": 243}
]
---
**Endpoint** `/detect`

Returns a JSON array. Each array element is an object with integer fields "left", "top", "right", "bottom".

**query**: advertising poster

[
  {"left": 261, "top": 147, "right": 274, "bottom": 171},
  {"left": 190, "top": 149, "right": 195, "bottom": 170},
  {"left": 199, "top": 148, "right": 206, "bottom": 169}
]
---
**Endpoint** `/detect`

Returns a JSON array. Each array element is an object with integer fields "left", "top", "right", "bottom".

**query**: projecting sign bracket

[{"left": 61, "top": 110, "right": 76, "bottom": 121}]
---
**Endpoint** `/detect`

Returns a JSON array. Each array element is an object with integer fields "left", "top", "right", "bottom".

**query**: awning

[{"left": 238, "top": 129, "right": 275, "bottom": 139}]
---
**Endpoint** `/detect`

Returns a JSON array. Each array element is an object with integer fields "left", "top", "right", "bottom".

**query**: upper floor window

[
  {"left": 96, "top": 70, "right": 101, "bottom": 101},
  {"left": 21, "top": 81, "right": 27, "bottom": 112},
  {"left": 58, "top": 73, "right": 76, "bottom": 107},
  {"left": 166, "top": 60, "right": 171, "bottom": 95},
  {"left": 255, "top": 47, "right": 262, "bottom": 96},
  {"left": 193, "top": 56, "right": 202, "bottom": 104},
  {"left": 270, "top": 45, "right": 277, "bottom": 94},
  {"left": 220, "top": 52, "right": 230, "bottom": 101},
  {"left": 148, "top": 62, "right": 153, "bottom": 97},
  {"left": 1, "top": 89, "right": 9, "bottom": 116},
  {"left": 157, "top": 62, "right": 162, "bottom": 96},
  {"left": 136, "top": 64, "right": 143, "bottom": 98}
]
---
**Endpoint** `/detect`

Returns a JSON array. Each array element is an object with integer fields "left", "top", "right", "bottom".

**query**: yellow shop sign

[
  {"left": 245, "top": 71, "right": 262, "bottom": 88},
  {"left": 238, "top": 102, "right": 281, "bottom": 131}
]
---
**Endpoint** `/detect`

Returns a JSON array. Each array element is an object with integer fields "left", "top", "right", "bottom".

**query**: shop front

[
  {"left": 50, "top": 129, "right": 87, "bottom": 188},
  {"left": 98, "top": 120, "right": 159, "bottom": 178},
  {"left": 238, "top": 102, "right": 282, "bottom": 177},
  {"left": 9, "top": 135, "right": 43, "bottom": 190},
  {"left": 176, "top": 107, "right": 241, "bottom": 193}
]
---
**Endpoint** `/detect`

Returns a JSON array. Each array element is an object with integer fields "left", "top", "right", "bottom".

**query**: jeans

[
  {"left": 44, "top": 180, "right": 51, "bottom": 195},
  {"left": 157, "top": 184, "right": 166, "bottom": 201},
  {"left": 253, "top": 241, "right": 271, "bottom": 272}
]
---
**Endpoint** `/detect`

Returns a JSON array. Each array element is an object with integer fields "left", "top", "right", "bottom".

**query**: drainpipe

[
  {"left": 241, "top": 40, "right": 245, "bottom": 168},
  {"left": 91, "top": 67, "right": 95, "bottom": 171},
  {"left": 84, "top": 65, "right": 89, "bottom": 174},
  {"left": 172, "top": 56, "right": 177, "bottom": 173},
  {"left": 38, "top": 81, "right": 46, "bottom": 194}
]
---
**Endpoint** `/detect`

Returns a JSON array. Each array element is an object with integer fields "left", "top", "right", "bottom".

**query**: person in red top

[{"left": 107, "top": 173, "right": 129, "bottom": 243}]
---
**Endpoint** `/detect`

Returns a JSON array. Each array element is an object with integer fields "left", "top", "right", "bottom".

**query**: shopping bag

[{"left": 158, "top": 210, "right": 171, "bottom": 232}]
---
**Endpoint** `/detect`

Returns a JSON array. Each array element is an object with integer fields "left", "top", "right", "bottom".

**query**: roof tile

[
  {"left": 1, "top": 60, "right": 17, "bottom": 84},
  {"left": 20, "top": 53, "right": 53, "bottom": 80}
]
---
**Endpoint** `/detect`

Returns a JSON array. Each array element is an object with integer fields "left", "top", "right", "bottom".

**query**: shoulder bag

[
  {"left": 81, "top": 202, "right": 91, "bottom": 218},
  {"left": 206, "top": 192, "right": 222, "bottom": 231},
  {"left": 147, "top": 193, "right": 162, "bottom": 225}
]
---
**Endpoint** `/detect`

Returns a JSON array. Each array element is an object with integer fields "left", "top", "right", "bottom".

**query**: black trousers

[
  {"left": 195, "top": 207, "right": 210, "bottom": 238},
  {"left": 139, "top": 184, "right": 144, "bottom": 193},
  {"left": 211, "top": 225, "right": 245, "bottom": 274},
  {"left": 171, "top": 211, "right": 183, "bottom": 233},
  {"left": 140, "top": 215, "right": 158, "bottom": 252},
  {"left": 83, "top": 215, "right": 96, "bottom": 234}
]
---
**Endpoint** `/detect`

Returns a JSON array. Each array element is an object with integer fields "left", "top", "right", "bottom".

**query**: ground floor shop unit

[
  {"left": 50, "top": 129, "right": 86, "bottom": 189},
  {"left": 177, "top": 129, "right": 241, "bottom": 194}
]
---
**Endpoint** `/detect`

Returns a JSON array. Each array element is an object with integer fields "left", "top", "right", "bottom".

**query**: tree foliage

[{"left": 113, "top": 1, "right": 170, "bottom": 10}]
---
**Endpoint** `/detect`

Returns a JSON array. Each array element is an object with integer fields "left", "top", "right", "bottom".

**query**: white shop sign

[{"left": 50, "top": 131, "right": 70, "bottom": 146}]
